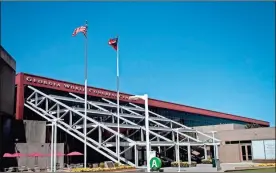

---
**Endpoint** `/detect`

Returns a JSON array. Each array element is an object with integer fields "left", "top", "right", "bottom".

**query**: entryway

[{"left": 240, "top": 144, "right": 252, "bottom": 161}]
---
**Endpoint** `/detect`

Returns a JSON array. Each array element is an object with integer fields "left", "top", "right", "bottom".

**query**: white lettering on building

[
  {"left": 25, "top": 76, "right": 130, "bottom": 100},
  {"left": 26, "top": 77, "right": 61, "bottom": 87}
]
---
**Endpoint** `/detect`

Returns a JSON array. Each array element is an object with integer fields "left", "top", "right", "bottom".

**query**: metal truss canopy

[{"left": 24, "top": 85, "right": 220, "bottom": 167}]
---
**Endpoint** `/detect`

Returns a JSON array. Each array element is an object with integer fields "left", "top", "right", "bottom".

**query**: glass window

[
  {"left": 246, "top": 145, "right": 252, "bottom": 160},
  {"left": 240, "top": 140, "right": 251, "bottom": 144},
  {"left": 148, "top": 106, "right": 249, "bottom": 127},
  {"left": 230, "top": 141, "right": 239, "bottom": 144}
]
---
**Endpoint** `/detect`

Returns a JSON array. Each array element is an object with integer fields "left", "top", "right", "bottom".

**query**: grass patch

[
  {"left": 228, "top": 167, "right": 276, "bottom": 172},
  {"left": 242, "top": 168, "right": 275, "bottom": 172}
]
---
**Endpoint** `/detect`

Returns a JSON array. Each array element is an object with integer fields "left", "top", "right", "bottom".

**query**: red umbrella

[
  {"left": 3, "top": 153, "right": 14, "bottom": 157},
  {"left": 67, "top": 151, "right": 83, "bottom": 156},
  {"left": 12, "top": 153, "right": 25, "bottom": 157}
]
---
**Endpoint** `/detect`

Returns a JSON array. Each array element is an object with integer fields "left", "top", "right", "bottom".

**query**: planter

[
  {"left": 111, "top": 169, "right": 141, "bottom": 172},
  {"left": 171, "top": 161, "right": 197, "bottom": 168},
  {"left": 201, "top": 159, "right": 212, "bottom": 164},
  {"left": 71, "top": 166, "right": 136, "bottom": 172}
]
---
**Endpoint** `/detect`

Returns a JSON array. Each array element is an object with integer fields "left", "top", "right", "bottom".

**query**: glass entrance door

[{"left": 241, "top": 144, "right": 252, "bottom": 161}]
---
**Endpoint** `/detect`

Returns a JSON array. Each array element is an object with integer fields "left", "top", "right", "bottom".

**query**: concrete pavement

[{"left": 162, "top": 166, "right": 218, "bottom": 172}]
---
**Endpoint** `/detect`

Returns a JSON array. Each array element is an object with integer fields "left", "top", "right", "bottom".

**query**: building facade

[
  {"left": 0, "top": 46, "right": 16, "bottom": 171},
  {"left": 194, "top": 124, "right": 275, "bottom": 163},
  {"left": 0, "top": 46, "right": 16, "bottom": 117},
  {"left": 15, "top": 73, "right": 269, "bottom": 127},
  {"left": 5, "top": 72, "right": 270, "bottom": 168}
]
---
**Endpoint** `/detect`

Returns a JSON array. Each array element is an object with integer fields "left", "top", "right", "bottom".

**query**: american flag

[
  {"left": 108, "top": 37, "right": 118, "bottom": 51},
  {"left": 72, "top": 26, "right": 87, "bottom": 37}
]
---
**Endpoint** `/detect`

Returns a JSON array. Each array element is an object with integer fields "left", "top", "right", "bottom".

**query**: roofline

[
  {"left": 0, "top": 45, "right": 16, "bottom": 70},
  {"left": 16, "top": 72, "right": 270, "bottom": 126}
]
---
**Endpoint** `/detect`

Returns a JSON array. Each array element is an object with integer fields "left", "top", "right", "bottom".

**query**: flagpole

[
  {"left": 84, "top": 20, "right": 88, "bottom": 168},
  {"left": 116, "top": 36, "right": 120, "bottom": 163}
]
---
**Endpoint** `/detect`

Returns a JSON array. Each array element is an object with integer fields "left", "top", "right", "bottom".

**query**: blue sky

[{"left": 1, "top": 2, "right": 275, "bottom": 126}]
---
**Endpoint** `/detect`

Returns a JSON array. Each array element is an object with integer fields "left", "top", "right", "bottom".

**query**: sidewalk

[
  {"left": 138, "top": 162, "right": 259, "bottom": 172},
  {"left": 163, "top": 166, "right": 218, "bottom": 172}
]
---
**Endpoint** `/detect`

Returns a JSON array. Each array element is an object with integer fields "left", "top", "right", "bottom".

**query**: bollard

[{"left": 212, "top": 158, "right": 216, "bottom": 168}]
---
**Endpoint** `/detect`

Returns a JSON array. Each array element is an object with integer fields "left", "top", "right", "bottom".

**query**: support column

[
  {"left": 69, "top": 112, "right": 72, "bottom": 126},
  {"left": 134, "top": 145, "right": 138, "bottom": 167},
  {"left": 141, "top": 129, "right": 144, "bottom": 141},
  {"left": 53, "top": 122, "right": 57, "bottom": 172},
  {"left": 215, "top": 145, "right": 219, "bottom": 159},
  {"left": 147, "top": 143, "right": 152, "bottom": 163},
  {"left": 98, "top": 127, "right": 102, "bottom": 147},
  {"left": 174, "top": 145, "right": 178, "bottom": 161},
  {"left": 204, "top": 144, "right": 208, "bottom": 159},
  {"left": 157, "top": 135, "right": 161, "bottom": 153},
  {"left": 15, "top": 74, "right": 25, "bottom": 120},
  {"left": 171, "top": 124, "right": 175, "bottom": 142},
  {"left": 187, "top": 145, "right": 191, "bottom": 165}
]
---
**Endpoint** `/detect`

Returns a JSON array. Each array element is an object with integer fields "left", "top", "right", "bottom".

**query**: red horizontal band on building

[{"left": 16, "top": 73, "right": 269, "bottom": 126}]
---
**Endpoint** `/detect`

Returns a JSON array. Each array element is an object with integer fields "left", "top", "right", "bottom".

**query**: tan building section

[
  {"left": 194, "top": 124, "right": 245, "bottom": 133},
  {"left": 219, "top": 144, "right": 240, "bottom": 163},
  {"left": 194, "top": 124, "right": 275, "bottom": 163},
  {"left": 217, "top": 127, "right": 275, "bottom": 142}
]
